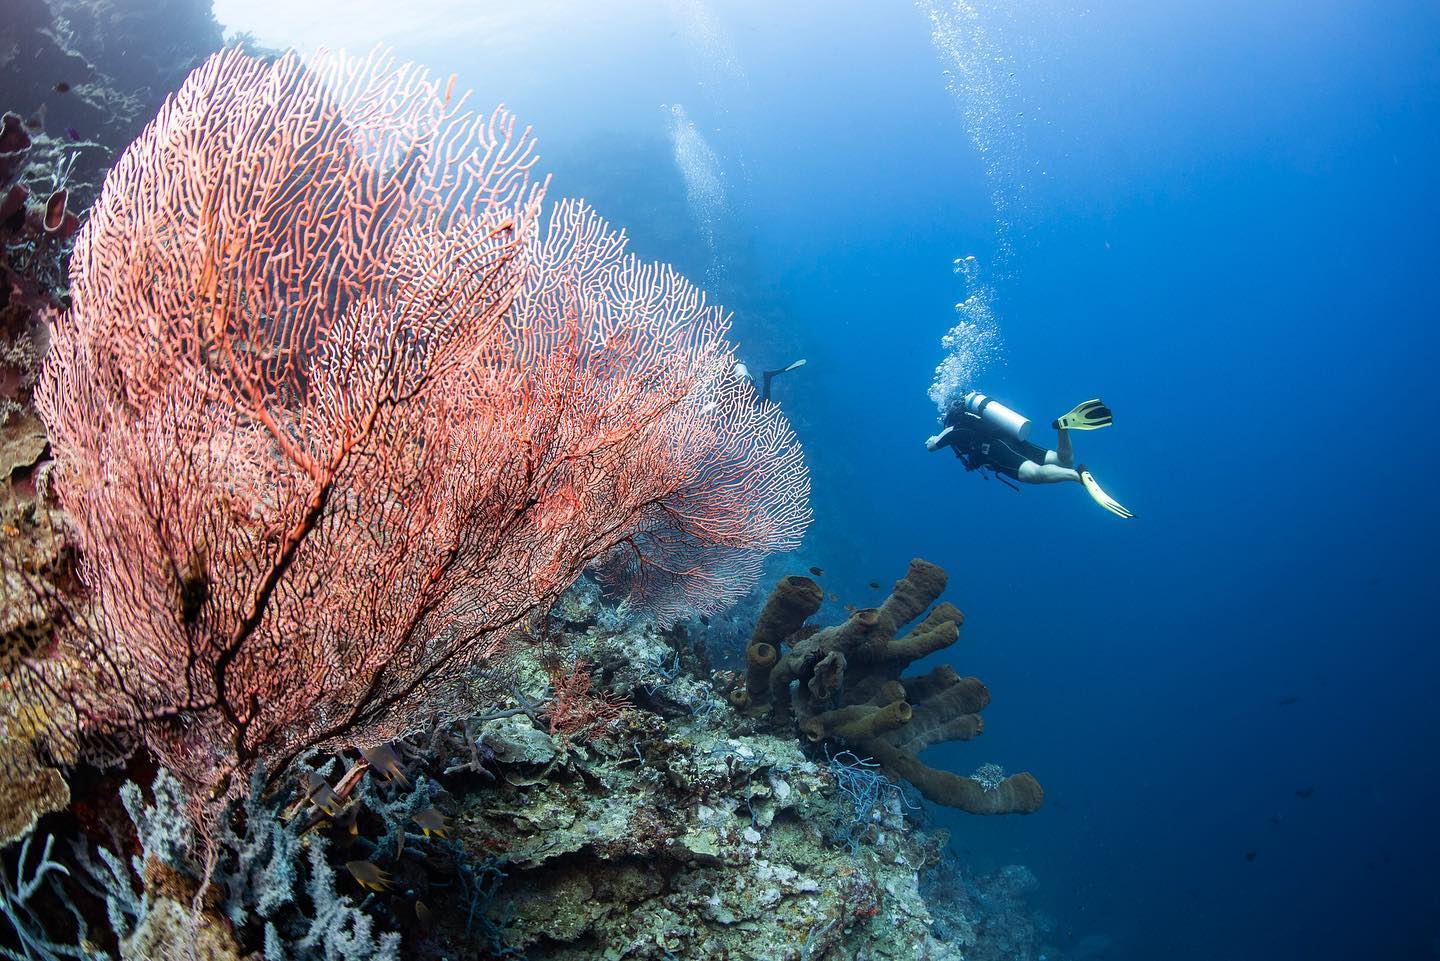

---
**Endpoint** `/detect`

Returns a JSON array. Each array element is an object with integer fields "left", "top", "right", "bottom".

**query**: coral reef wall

[
  {"left": 2, "top": 0, "right": 221, "bottom": 848},
  {"left": 1, "top": 0, "right": 223, "bottom": 206},
  {"left": 0, "top": 575, "right": 1067, "bottom": 960}
]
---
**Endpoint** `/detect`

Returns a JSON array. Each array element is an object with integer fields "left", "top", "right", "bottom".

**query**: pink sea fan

[{"left": 22, "top": 48, "right": 809, "bottom": 826}]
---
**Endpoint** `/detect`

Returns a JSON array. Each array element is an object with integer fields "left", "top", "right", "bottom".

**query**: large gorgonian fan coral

[{"left": 15, "top": 48, "right": 809, "bottom": 829}]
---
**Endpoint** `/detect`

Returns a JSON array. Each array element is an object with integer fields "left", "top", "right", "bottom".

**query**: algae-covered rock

[
  {"left": 0, "top": 410, "right": 45, "bottom": 478},
  {"left": 436, "top": 608, "right": 984, "bottom": 961},
  {"left": 0, "top": 735, "right": 68, "bottom": 846},
  {"left": 120, "top": 897, "right": 243, "bottom": 961},
  {"left": 478, "top": 713, "right": 557, "bottom": 766}
]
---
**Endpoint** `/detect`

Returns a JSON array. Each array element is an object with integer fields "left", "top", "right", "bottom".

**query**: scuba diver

[
  {"left": 732, "top": 357, "right": 807, "bottom": 402},
  {"left": 925, "top": 392, "right": 1134, "bottom": 518}
]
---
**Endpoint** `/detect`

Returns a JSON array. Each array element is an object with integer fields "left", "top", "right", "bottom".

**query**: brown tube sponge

[
  {"left": 883, "top": 676, "right": 990, "bottom": 755},
  {"left": 749, "top": 575, "right": 823, "bottom": 651},
  {"left": 801, "top": 700, "right": 912, "bottom": 741},
  {"left": 833, "top": 700, "right": 911, "bottom": 740},
  {"left": 744, "top": 574, "right": 823, "bottom": 713},
  {"left": 806, "top": 650, "right": 846, "bottom": 701},
  {"left": 740, "top": 557, "right": 1042, "bottom": 816},
  {"left": 746, "top": 642, "right": 778, "bottom": 699},
  {"left": 769, "top": 604, "right": 893, "bottom": 725},
  {"left": 864, "top": 738, "right": 1043, "bottom": 814},
  {"left": 42, "top": 189, "right": 67, "bottom": 233},
  {"left": 882, "top": 602, "right": 963, "bottom": 665},
  {"left": 876, "top": 559, "right": 948, "bottom": 630},
  {"left": 871, "top": 679, "right": 907, "bottom": 705},
  {"left": 824, "top": 607, "right": 886, "bottom": 655},
  {"left": 887, "top": 710, "right": 983, "bottom": 750},
  {"left": 798, "top": 705, "right": 869, "bottom": 742},
  {"left": 894, "top": 665, "right": 959, "bottom": 704}
]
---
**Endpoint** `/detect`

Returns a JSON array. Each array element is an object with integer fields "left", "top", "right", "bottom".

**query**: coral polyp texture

[
  {"left": 738, "top": 559, "right": 1043, "bottom": 815},
  {"left": 10, "top": 47, "right": 809, "bottom": 831}
]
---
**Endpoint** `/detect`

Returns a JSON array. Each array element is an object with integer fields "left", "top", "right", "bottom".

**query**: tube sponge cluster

[{"left": 736, "top": 558, "right": 1042, "bottom": 815}]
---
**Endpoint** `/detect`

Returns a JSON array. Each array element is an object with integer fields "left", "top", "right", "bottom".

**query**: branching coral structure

[
  {"left": 738, "top": 559, "right": 1042, "bottom": 815},
  {"left": 11, "top": 47, "right": 810, "bottom": 832}
]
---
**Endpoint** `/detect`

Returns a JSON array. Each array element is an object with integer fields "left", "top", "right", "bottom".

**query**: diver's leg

[
  {"left": 1017, "top": 462, "right": 1080, "bottom": 485},
  {"left": 1039, "top": 430, "right": 1074, "bottom": 468},
  {"left": 1042, "top": 432, "right": 1077, "bottom": 469},
  {"left": 760, "top": 358, "right": 807, "bottom": 402}
]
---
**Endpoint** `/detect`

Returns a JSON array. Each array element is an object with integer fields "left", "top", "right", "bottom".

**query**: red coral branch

[{"left": 542, "top": 658, "right": 633, "bottom": 744}]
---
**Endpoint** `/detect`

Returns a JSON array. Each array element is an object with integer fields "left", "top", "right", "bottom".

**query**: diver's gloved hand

[{"left": 925, "top": 426, "right": 955, "bottom": 452}]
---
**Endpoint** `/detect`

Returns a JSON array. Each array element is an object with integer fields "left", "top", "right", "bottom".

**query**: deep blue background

[{"left": 231, "top": 1, "right": 1440, "bottom": 955}]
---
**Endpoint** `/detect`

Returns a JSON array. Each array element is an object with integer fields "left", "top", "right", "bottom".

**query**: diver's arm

[
  {"left": 925, "top": 426, "right": 957, "bottom": 452},
  {"left": 928, "top": 410, "right": 984, "bottom": 452}
]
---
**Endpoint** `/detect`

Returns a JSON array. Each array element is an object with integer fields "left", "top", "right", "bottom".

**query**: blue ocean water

[{"left": 220, "top": 2, "right": 1440, "bottom": 956}]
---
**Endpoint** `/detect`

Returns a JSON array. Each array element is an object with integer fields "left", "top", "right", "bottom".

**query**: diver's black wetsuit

[{"left": 935, "top": 408, "right": 1050, "bottom": 480}]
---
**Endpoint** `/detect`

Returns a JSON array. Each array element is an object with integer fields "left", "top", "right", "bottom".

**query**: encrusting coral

[
  {"left": 739, "top": 558, "right": 1043, "bottom": 815},
  {"left": 0, "top": 735, "right": 68, "bottom": 847}
]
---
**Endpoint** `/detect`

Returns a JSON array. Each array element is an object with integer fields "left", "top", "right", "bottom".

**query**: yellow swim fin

[
  {"left": 1053, "top": 398, "right": 1113, "bottom": 431},
  {"left": 1077, "top": 466, "right": 1133, "bottom": 519}
]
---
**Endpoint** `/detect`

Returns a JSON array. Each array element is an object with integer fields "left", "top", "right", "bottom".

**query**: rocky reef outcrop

[
  {"left": 0, "top": 575, "right": 1065, "bottom": 960},
  {"left": 424, "top": 593, "right": 1057, "bottom": 959},
  {"left": 734, "top": 559, "right": 1043, "bottom": 815}
]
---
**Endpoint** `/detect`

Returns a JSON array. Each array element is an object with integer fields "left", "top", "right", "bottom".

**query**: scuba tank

[{"left": 960, "top": 391, "right": 1031, "bottom": 442}]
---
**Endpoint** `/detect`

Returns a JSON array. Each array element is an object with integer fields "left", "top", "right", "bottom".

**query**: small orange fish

[
  {"left": 303, "top": 771, "right": 341, "bottom": 816},
  {"left": 412, "top": 806, "right": 451, "bottom": 839},
  {"left": 360, "top": 742, "right": 409, "bottom": 784},
  {"left": 809, "top": 566, "right": 825, "bottom": 577},
  {"left": 345, "top": 860, "right": 394, "bottom": 892},
  {"left": 415, "top": 899, "right": 434, "bottom": 927},
  {"left": 333, "top": 800, "right": 360, "bottom": 836}
]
